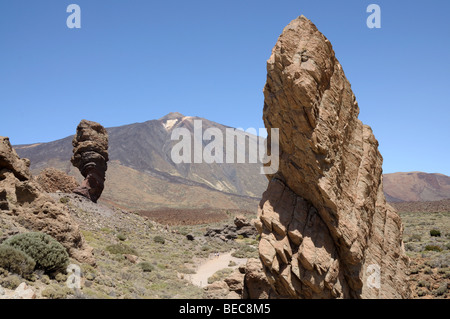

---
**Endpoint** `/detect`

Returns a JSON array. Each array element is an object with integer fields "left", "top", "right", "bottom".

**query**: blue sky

[{"left": 0, "top": 0, "right": 449, "bottom": 175}]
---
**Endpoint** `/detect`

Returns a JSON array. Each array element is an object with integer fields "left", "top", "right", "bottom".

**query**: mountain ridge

[{"left": 13, "top": 113, "right": 450, "bottom": 210}]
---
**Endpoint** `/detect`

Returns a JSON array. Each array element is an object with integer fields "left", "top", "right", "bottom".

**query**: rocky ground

[
  {"left": 1, "top": 190, "right": 448, "bottom": 299},
  {"left": 400, "top": 210, "right": 450, "bottom": 299},
  {"left": 0, "top": 192, "right": 258, "bottom": 299}
]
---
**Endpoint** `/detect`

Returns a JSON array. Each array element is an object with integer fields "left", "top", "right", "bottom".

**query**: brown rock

[
  {"left": 224, "top": 270, "right": 245, "bottom": 294},
  {"left": 0, "top": 136, "right": 95, "bottom": 266},
  {"left": 234, "top": 215, "right": 250, "bottom": 228},
  {"left": 0, "top": 137, "right": 30, "bottom": 181},
  {"left": 257, "top": 16, "right": 410, "bottom": 299},
  {"left": 123, "top": 254, "right": 139, "bottom": 264},
  {"left": 35, "top": 168, "right": 79, "bottom": 193},
  {"left": 242, "top": 258, "right": 275, "bottom": 299},
  {"left": 71, "top": 120, "right": 109, "bottom": 203}
]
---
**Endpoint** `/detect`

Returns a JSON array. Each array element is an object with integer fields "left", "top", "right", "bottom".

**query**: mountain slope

[
  {"left": 14, "top": 113, "right": 268, "bottom": 211},
  {"left": 383, "top": 172, "right": 450, "bottom": 202}
]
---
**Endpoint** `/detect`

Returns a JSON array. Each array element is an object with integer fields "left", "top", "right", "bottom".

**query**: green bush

[
  {"left": 116, "top": 233, "right": 127, "bottom": 241},
  {"left": 207, "top": 268, "right": 234, "bottom": 284},
  {"left": 424, "top": 245, "right": 442, "bottom": 252},
  {"left": 59, "top": 197, "right": 70, "bottom": 204},
  {"left": 0, "top": 245, "right": 36, "bottom": 277},
  {"left": 430, "top": 229, "right": 441, "bottom": 237},
  {"left": 153, "top": 236, "right": 165, "bottom": 244},
  {"left": 1, "top": 275, "right": 22, "bottom": 289},
  {"left": 138, "top": 262, "right": 155, "bottom": 273},
  {"left": 433, "top": 283, "right": 447, "bottom": 296},
  {"left": 408, "top": 234, "right": 422, "bottom": 242},
  {"left": 231, "top": 245, "right": 258, "bottom": 258},
  {"left": 105, "top": 243, "right": 138, "bottom": 256},
  {"left": 3, "top": 232, "right": 69, "bottom": 274}
]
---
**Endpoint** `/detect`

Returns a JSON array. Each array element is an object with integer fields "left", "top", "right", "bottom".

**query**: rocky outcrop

[
  {"left": 0, "top": 137, "right": 95, "bottom": 265},
  {"left": 35, "top": 168, "right": 79, "bottom": 194},
  {"left": 71, "top": 120, "right": 109, "bottom": 203},
  {"left": 256, "top": 16, "right": 409, "bottom": 298},
  {"left": 204, "top": 216, "right": 258, "bottom": 242}
]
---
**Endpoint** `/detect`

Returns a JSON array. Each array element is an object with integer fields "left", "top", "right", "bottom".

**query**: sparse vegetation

[{"left": 400, "top": 211, "right": 449, "bottom": 299}]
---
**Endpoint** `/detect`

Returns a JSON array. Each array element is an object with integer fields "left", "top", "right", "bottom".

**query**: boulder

[
  {"left": 256, "top": 16, "right": 410, "bottom": 299},
  {"left": 12, "top": 282, "right": 36, "bottom": 299},
  {"left": 71, "top": 120, "right": 109, "bottom": 203}
]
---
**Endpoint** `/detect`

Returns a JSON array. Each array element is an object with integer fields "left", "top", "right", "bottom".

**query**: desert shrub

[
  {"left": 153, "top": 236, "right": 165, "bottom": 244},
  {"left": 408, "top": 234, "right": 422, "bottom": 242},
  {"left": 1, "top": 275, "right": 22, "bottom": 289},
  {"left": 55, "top": 273, "right": 67, "bottom": 282},
  {"left": 424, "top": 245, "right": 442, "bottom": 252},
  {"left": 138, "top": 262, "right": 155, "bottom": 273},
  {"left": 430, "top": 229, "right": 441, "bottom": 237},
  {"left": 41, "top": 284, "right": 72, "bottom": 299},
  {"left": 433, "top": 283, "right": 447, "bottom": 296},
  {"left": 59, "top": 197, "right": 70, "bottom": 204},
  {"left": 0, "top": 245, "right": 36, "bottom": 277},
  {"left": 116, "top": 233, "right": 127, "bottom": 241},
  {"left": 3, "top": 232, "right": 69, "bottom": 274},
  {"left": 105, "top": 243, "right": 138, "bottom": 256},
  {"left": 423, "top": 267, "right": 433, "bottom": 275},
  {"left": 417, "top": 280, "right": 430, "bottom": 288},
  {"left": 231, "top": 245, "right": 258, "bottom": 259},
  {"left": 207, "top": 268, "right": 234, "bottom": 284},
  {"left": 417, "top": 289, "right": 427, "bottom": 297}
]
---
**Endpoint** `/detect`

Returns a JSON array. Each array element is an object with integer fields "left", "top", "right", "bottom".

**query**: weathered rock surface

[
  {"left": 35, "top": 168, "right": 79, "bottom": 193},
  {"left": 0, "top": 136, "right": 95, "bottom": 265},
  {"left": 71, "top": 120, "right": 109, "bottom": 203},
  {"left": 256, "top": 16, "right": 409, "bottom": 298}
]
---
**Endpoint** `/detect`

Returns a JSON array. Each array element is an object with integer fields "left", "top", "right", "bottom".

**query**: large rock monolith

[
  {"left": 71, "top": 120, "right": 109, "bottom": 203},
  {"left": 255, "top": 16, "right": 410, "bottom": 299}
]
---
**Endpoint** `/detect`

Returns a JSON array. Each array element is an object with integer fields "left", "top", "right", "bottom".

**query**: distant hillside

[
  {"left": 383, "top": 172, "right": 450, "bottom": 202},
  {"left": 14, "top": 113, "right": 268, "bottom": 211}
]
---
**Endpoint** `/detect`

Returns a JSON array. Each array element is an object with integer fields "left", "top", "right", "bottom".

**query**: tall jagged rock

[
  {"left": 256, "top": 16, "right": 409, "bottom": 298},
  {"left": 71, "top": 120, "right": 109, "bottom": 203},
  {"left": 0, "top": 136, "right": 95, "bottom": 265}
]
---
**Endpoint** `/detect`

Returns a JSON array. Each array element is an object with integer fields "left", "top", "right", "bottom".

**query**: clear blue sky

[{"left": 0, "top": 0, "right": 449, "bottom": 175}]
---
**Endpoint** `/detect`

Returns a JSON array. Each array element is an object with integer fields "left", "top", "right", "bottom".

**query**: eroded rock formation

[
  {"left": 35, "top": 168, "right": 80, "bottom": 194},
  {"left": 255, "top": 16, "right": 409, "bottom": 298},
  {"left": 0, "top": 136, "right": 95, "bottom": 265},
  {"left": 71, "top": 120, "right": 109, "bottom": 203}
]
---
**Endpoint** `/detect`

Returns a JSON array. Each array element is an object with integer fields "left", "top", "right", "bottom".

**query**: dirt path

[{"left": 188, "top": 251, "right": 247, "bottom": 288}]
